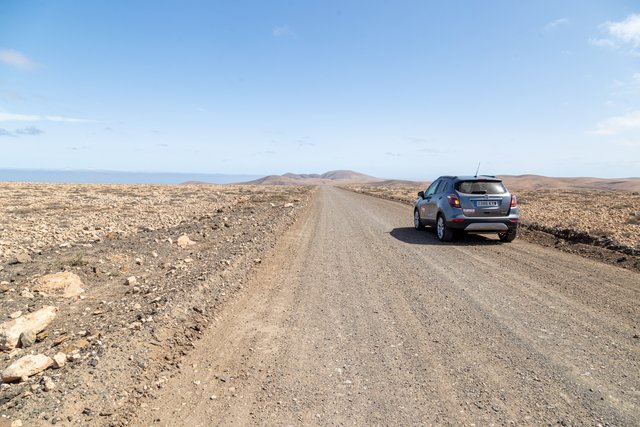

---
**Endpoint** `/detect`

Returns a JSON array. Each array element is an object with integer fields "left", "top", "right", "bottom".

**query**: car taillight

[
  {"left": 447, "top": 194, "right": 461, "bottom": 208},
  {"left": 510, "top": 194, "right": 517, "bottom": 208}
]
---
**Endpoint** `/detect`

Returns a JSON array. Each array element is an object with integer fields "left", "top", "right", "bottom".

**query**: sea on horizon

[{"left": 0, "top": 169, "right": 261, "bottom": 185}]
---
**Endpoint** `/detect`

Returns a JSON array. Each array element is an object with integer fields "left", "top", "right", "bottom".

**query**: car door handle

[{"left": 438, "top": 196, "right": 442, "bottom": 200}]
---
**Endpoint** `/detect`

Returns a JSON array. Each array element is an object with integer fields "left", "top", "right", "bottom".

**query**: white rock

[
  {"left": 284, "top": 203, "right": 294, "bottom": 208},
  {"left": 20, "top": 290, "right": 34, "bottom": 299},
  {"left": 43, "top": 375, "right": 56, "bottom": 391},
  {"left": 33, "top": 272, "right": 85, "bottom": 298},
  {"left": 52, "top": 352, "right": 67, "bottom": 369},
  {"left": 9, "top": 311, "right": 22, "bottom": 319},
  {"left": 0, "top": 306, "right": 58, "bottom": 351},
  {"left": 177, "top": 235, "right": 196, "bottom": 248},
  {"left": 126, "top": 276, "right": 137, "bottom": 286},
  {"left": 1, "top": 354, "right": 53, "bottom": 382}
]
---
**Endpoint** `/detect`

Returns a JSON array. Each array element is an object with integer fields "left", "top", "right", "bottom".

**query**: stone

[
  {"left": 177, "top": 235, "right": 196, "bottom": 248},
  {"left": 61, "top": 338, "right": 90, "bottom": 355},
  {"left": 1, "top": 354, "right": 53, "bottom": 382},
  {"left": 126, "top": 276, "right": 137, "bottom": 286},
  {"left": 19, "top": 330, "right": 36, "bottom": 348},
  {"left": 0, "top": 306, "right": 58, "bottom": 351},
  {"left": 33, "top": 272, "right": 85, "bottom": 298},
  {"left": 15, "top": 253, "right": 32, "bottom": 264},
  {"left": 9, "top": 311, "right": 22, "bottom": 319},
  {"left": 43, "top": 376, "right": 56, "bottom": 391},
  {"left": 284, "top": 203, "right": 294, "bottom": 208},
  {"left": 20, "top": 290, "right": 34, "bottom": 299},
  {"left": 52, "top": 352, "right": 67, "bottom": 368}
]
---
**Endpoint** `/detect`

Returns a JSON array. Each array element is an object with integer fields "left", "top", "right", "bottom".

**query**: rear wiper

[{"left": 472, "top": 191, "right": 487, "bottom": 194}]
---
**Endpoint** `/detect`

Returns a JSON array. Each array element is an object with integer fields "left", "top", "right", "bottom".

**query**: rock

[
  {"left": 33, "top": 272, "right": 85, "bottom": 298},
  {"left": 43, "top": 376, "right": 56, "bottom": 391},
  {"left": 177, "top": 235, "right": 196, "bottom": 248},
  {"left": 126, "top": 276, "right": 137, "bottom": 286},
  {"left": 1, "top": 354, "right": 53, "bottom": 382},
  {"left": 20, "top": 289, "right": 34, "bottom": 299},
  {"left": 61, "top": 338, "right": 90, "bottom": 355},
  {"left": 0, "top": 306, "right": 58, "bottom": 351},
  {"left": 9, "top": 311, "right": 22, "bottom": 319},
  {"left": 52, "top": 352, "right": 67, "bottom": 368},
  {"left": 14, "top": 253, "right": 32, "bottom": 264},
  {"left": 151, "top": 251, "right": 158, "bottom": 258},
  {"left": 19, "top": 330, "right": 36, "bottom": 348},
  {"left": 284, "top": 203, "right": 294, "bottom": 208}
]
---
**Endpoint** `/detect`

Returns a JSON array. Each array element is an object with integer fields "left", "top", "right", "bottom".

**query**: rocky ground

[
  {"left": 0, "top": 183, "right": 311, "bottom": 427},
  {"left": 343, "top": 185, "right": 640, "bottom": 270}
]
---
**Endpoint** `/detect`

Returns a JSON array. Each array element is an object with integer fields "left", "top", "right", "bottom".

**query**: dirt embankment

[
  {"left": 0, "top": 183, "right": 312, "bottom": 426},
  {"left": 342, "top": 185, "right": 640, "bottom": 270}
]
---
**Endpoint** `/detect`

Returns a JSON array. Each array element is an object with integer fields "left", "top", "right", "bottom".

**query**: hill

[
  {"left": 241, "top": 170, "right": 384, "bottom": 186},
  {"left": 499, "top": 175, "right": 640, "bottom": 192}
]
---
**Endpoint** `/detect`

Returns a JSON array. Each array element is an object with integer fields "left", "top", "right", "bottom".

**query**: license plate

[{"left": 476, "top": 201, "right": 498, "bottom": 207}]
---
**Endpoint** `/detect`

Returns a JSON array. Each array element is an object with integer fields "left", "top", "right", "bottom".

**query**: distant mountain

[
  {"left": 241, "top": 170, "right": 384, "bottom": 185},
  {"left": 499, "top": 175, "right": 640, "bottom": 192}
]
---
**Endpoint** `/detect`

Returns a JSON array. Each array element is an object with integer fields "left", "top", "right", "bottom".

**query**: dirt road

[{"left": 134, "top": 186, "right": 639, "bottom": 426}]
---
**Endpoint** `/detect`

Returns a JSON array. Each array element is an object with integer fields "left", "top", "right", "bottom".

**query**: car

[{"left": 414, "top": 175, "right": 519, "bottom": 242}]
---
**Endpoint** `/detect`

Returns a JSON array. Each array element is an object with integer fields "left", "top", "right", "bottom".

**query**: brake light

[
  {"left": 447, "top": 194, "right": 461, "bottom": 208},
  {"left": 510, "top": 194, "right": 517, "bottom": 208}
]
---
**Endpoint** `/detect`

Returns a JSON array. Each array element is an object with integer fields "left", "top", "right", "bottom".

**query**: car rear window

[{"left": 455, "top": 180, "right": 506, "bottom": 194}]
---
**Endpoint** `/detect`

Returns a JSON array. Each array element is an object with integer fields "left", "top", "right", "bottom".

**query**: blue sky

[{"left": 0, "top": 1, "right": 639, "bottom": 179}]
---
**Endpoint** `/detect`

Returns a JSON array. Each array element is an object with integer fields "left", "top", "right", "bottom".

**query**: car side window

[
  {"left": 425, "top": 180, "right": 439, "bottom": 196},
  {"left": 435, "top": 180, "right": 448, "bottom": 194}
]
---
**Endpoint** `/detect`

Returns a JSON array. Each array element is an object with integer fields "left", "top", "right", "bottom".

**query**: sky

[{"left": 0, "top": 0, "right": 639, "bottom": 180}]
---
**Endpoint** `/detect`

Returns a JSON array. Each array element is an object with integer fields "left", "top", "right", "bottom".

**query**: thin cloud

[
  {"left": 0, "top": 112, "right": 92, "bottom": 123},
  {"left": 273, "top": 25, "right": 294, "bottom": 38},
  {"left": 15, "top": 126, "right": 44, "bottom": 135},
  {"left": 543, "top": 18, "right": 570, "bottom": 32},
  {"left": 589, "top": 110, "right": 640, "bottom": 135},
  {"left": 0, "top": 48, "right": 39, "bottom": 70},
  {"left": 0, "top": 128, "right": 15, "bottom": 137}
]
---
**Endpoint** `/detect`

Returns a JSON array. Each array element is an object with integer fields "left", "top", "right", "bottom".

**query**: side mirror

[{"left": 418, "top": 191, "right": 425, "bottom": 199}]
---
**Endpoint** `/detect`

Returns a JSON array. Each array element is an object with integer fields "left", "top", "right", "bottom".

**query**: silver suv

[{"left": 414, "top": 176, "right": 519, "bottom": 242}]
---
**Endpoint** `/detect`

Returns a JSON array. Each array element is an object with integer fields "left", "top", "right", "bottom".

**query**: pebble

[
  {"left": 19, "top": 330, "right": 36, "bottom": 348},
  {"left": 43, "top": 376, "right": 56, "bottom": 391},
  {"left": 52, "top": 352, "right": 67, "bottom": 369}
]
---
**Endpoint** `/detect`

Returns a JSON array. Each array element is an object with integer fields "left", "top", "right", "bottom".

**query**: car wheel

[
  {"left": 436, "top": 214, "right": 454, "bottom": 242},
  {"left": 498, "top": 229, "right": 517, "bottom": 242},
  {"left": 414, "top": 209, "right": 425, "bottom": 230}
]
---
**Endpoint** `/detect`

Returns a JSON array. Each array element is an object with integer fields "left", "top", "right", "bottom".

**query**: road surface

[{"left": 134, "top": 186, "right": 639, "bottom": 426}]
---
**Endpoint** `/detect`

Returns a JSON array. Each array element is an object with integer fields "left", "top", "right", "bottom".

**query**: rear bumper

[{"left": 446, "top": 217, "right": 519, "bottom": 232}]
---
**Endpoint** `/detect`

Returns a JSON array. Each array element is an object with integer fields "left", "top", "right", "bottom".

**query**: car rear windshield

[{"left": 455, "top": 180, "right": 506, "bottom": 194}]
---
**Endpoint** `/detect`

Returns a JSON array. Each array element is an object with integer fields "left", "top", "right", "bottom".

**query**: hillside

[
  {"left": 241, "top": 170, "right": 383, "bottom": 186},
  {"left": 499, "top": 175, "right": 640, "bottom": 192}
]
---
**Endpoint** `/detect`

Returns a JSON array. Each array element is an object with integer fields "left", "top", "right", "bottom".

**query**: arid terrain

[
  {"left": 1, "top": 182, "right": 639, "bottom": 426},
  {"left": 0, "top": 183, "right": 311, "bottom": 426}
]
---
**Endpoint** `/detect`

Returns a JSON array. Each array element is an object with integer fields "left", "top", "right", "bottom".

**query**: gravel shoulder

[{"left": 132, "top": 186, "right": 640, "bottom": 426}]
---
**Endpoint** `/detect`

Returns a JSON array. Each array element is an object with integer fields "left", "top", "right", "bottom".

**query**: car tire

[
  {"left": 498, "top": 229, "right": 517, "bottom": 242},
  {"left": 436, "top": 214, "right": 454, "bottom": 242},
  {"left": 414, "top": 209, "right": 425, "bottom": 230}
]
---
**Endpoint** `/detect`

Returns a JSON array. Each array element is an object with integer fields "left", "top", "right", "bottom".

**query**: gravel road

[{"left": 134, "top": 186, "right": 639, "bottom": 426}]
